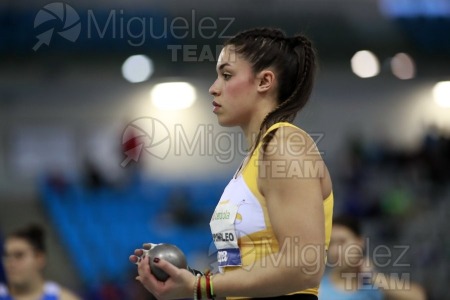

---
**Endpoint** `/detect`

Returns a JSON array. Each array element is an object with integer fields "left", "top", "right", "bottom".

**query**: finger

[
  {"left": 138, "top": 255, "right": 157, "bottom": 283},
  {"left": 135, "top": 249, "right": 144, "bottom": 256},
  {"left": 129, "top": 255, "right": 139, "bottom": 264},
  {"left": 143, "top": 243, "right": 156, "bottom": 250},
  {"left": 137, "top": 256, "right": 165, "bottom": 290},
  {"left": 152, "top": 257, "right": 180, "bottom": 279}
]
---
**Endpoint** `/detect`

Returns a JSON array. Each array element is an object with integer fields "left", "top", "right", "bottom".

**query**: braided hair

[{"left": 224, "top": 28, "right": 317, "bottom": 156}]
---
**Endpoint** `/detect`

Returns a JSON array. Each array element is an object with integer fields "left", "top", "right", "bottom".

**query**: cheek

[
  {"left": 225, "top": 78, "right": 254, "bottom": 100},
  {"left": 19, "top": 257, "right": 37, "bottom": 272},
  {"left": 327, "top": 245, "right": 337, "bottom": 257}
]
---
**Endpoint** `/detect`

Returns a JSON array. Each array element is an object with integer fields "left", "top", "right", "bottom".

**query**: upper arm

[{"left": 258, "top": 127, "right": 327, "bottom": 274}]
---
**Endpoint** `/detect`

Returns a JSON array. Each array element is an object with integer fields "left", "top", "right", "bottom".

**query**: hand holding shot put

[{"left": 129, "top": 243, "right": 197, "bottom": 299}]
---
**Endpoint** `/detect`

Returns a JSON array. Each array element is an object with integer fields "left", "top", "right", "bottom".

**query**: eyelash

[{"left": 222, "top": 73, "right": 231, "bottom": 80}]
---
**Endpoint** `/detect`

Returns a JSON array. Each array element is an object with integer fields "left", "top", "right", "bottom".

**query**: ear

[
  {"left": 256, "top": 70, "right": 276, "bottom": 93},
  {"left": 36, "top": 252, "right": 46, "bottom": 270}
]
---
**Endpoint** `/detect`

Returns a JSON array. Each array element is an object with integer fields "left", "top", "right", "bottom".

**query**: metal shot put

[{"left": 138, "top": 243, "right": 188, "bottom": 281}]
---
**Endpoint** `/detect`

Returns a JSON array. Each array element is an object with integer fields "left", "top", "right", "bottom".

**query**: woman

[
  {"left": 130, "top": 27, "right": 334, "bottom": 299},
  {"left": 1, "top": 225, "right": 80, "bottom": 300}
]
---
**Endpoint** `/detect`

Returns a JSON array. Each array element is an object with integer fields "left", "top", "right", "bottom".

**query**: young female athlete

[
  {"left": 130, "top": 27, "right": 334, "bottom": 299},
  {"left": 1, "top": 225, "right": 80, "bottom": 300}
]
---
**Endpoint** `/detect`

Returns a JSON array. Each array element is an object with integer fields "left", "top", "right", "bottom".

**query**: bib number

[{"left": 210, "top": 202, "right": 242, "bottom": 267}]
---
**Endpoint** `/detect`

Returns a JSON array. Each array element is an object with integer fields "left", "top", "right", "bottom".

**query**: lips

[{"left": 212, "top": 100, "right": 221, "bottom": 113}]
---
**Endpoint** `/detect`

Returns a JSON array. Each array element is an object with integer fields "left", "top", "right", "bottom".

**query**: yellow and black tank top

[{"left": 210, "top": 122, "right": 334, "bottom": 298}]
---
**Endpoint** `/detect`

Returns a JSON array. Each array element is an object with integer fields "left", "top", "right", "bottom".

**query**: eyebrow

[{"left": 216, "top": 62, "right": 231, "bottom": 72}]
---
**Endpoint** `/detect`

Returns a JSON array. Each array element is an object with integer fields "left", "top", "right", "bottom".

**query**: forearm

[{"left": 212, "top": 251, "right": 324, "bottom": 297}]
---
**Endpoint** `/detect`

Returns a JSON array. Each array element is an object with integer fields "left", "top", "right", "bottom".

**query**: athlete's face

[
  {"left": 327, "top": 225, "right": 364, "bottom": 269},
  {"left": 3, "top": 238, "right": 45, "bottom": 287},
  {"left": 209, "top": 46, "right": 260, "bottom": 127}
]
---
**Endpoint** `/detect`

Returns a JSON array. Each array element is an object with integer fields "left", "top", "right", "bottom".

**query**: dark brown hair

[
  {"left": 224, "top": 27, "right": 317, "bottom": 155},
  {"left": 8, "top": 224, "right": 46, "bottom": 253},
  {"left": 333, "top": 215, "right": 362, "bottom": 237}
]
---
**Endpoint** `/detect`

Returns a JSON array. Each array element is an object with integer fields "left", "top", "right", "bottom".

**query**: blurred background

[{"left": 0, "top": 0, "right": 449, "bottom": 299}]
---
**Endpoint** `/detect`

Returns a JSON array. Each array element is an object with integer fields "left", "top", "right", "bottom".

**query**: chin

[
  {"left": 7, "top": 277, "right": 27, "bottom": 287},
  {"left": 218, "top": 121, "right": 233, "bottom": 127},
  {"left": 216, "top": 116, "right": 238, "bottom": 127}
]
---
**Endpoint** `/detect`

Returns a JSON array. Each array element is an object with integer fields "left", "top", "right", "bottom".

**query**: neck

[
  {"left": 9, "top": 277, "right": 44, "bottom": 297},
  {"left": 241, "top": 99, "right": 276, "bottom": 152}
]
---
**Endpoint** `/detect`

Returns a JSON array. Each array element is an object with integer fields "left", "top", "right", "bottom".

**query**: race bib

[{"left": 210, "top": 201, "right": 242, "bottom": 268}]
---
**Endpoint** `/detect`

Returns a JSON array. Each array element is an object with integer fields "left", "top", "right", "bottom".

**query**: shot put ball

[{"left": 148, "top": 243, "right": 187, "bottom": 281}]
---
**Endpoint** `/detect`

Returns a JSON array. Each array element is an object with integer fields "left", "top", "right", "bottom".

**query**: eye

[
  {"left": 3, "top": 251, "right": 26, "bottom": 260},
  {"left": 14, "top": 252, "right": 25, "bottom": 260},
  {"left": 222, "top": 73, "right": 231, "bottom": 80}
]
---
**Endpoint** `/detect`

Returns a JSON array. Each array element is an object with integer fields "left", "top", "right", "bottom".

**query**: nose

[{"left": 209, "top": 79, "right": 220, "bottom": 97}]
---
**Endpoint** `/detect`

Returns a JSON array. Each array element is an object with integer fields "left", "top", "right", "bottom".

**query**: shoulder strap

[{"left": 262, "top": 122, "right": 298, "bottom": 139}]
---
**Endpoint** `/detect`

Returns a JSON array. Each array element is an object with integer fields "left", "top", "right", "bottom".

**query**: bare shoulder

[
  {"left": 259, "top": 125, "right": 332, "bottom": 198},
  {"left": 59, "top": 287, "right": 82, "bottom": 300},
  {"left": 261, "top": 125, "right": 325, "bottom": 176},
  {"left": 264, "top": 125, "right": 322, "bottom": 161}
]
